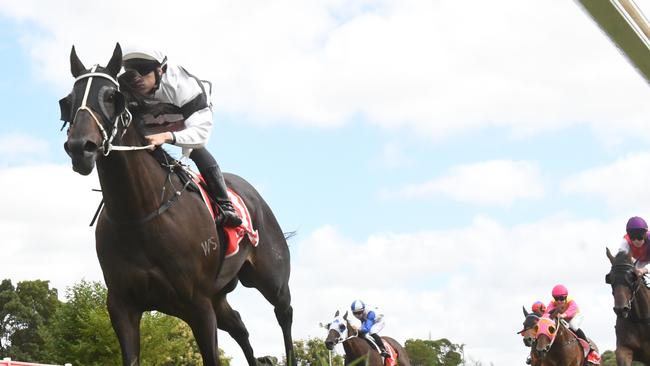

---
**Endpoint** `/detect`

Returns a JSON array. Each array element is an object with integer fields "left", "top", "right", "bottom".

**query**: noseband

[{"left": 72, "top": 65, "right": 151, "bottom": 155}]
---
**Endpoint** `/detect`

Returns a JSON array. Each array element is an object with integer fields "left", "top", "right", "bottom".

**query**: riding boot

[
  {"left": 202, "top": 165, "right": 242, "bottom": 227},
  {"left": 371, "top": 333, "right": 390, "bottom": 358},
  {"left": 575, "top": 328, "right": 588, "bottom": 343}
]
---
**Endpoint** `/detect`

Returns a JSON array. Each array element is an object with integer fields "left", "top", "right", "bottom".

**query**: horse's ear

[
  {"left": 106, "top": 43, "right": 122, "bottom": 77},
  {"left": 70, "top": 46, "right": 86, "bottom": 78},
  {"left": 334, "top": 310, "right": 339, "bottom": 317},
  {"left": 343, "top": 311, "right": 348, "bottom": 320},
  {"left": 522, "top": 305, "right": 529, "bottom": 316},
  {"left": 606, "top": 247, "right": 615, "bottom": 264}
]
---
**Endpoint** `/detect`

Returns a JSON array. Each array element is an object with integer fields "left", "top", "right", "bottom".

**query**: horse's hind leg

[
  {"left": 213, "top": 295, "right": 258, "bottom": 366},
  {"left": 107, "top": 291, "right": 143, "bottom": 366},
  {"left": 241, "top": 263, "right": 295, "bottom": 366}
]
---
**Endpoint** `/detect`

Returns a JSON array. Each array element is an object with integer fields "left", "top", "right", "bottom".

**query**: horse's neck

[
  {"left": 96, "top": 129, "right": 168, "bottom": 220},
  {"left": 632, "top": 283, "right": 650, "bottom": 320},
  {"left": 343, "top": 336, "right": 370, "bottom": 361},
  {"left": 551, "top": 323, "right": 579, "bottom": 355}
]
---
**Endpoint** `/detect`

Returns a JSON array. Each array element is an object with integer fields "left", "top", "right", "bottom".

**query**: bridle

[
  {"left": 71, "top": 65, "right": 153, "bottom": 155},
  {"left": 69, "top": 65, "right": 190, "bottom": 227},
  {"left": 535, "top": 317, "right": 577, "bottom": 357},
  {"left": 607, "top": 263, "right": 646, "bottom": 322}
]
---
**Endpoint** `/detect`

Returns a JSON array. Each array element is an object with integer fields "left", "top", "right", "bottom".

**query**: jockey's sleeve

[
  {"left": 542, "top": 302, "right": 556, "bottom": 318},
  {"left": 157, "top": 65, "right": 213, "bottom": 149},
  {"left": 564, "top": 300, "right": 579, "bottom": 319},
  {"left": 361, "top": 311, "right": 376, "bottom": 333}
]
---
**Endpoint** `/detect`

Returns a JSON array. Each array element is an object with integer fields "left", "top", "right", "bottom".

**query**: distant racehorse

[
  {"left": 534, "top": 316, "right": 595, "bottom": 366},
  {"left": 606, "top": 247, "right": 650, "bottom": 365},
  {"left": 60, "top": 43, "right": 295, "bottom": 366},
  {"left": 519, "top": 306, "right": 541, "bottom": 365},
  {"left": 323, "top": 310, "right": 410, "bottom": 366}
]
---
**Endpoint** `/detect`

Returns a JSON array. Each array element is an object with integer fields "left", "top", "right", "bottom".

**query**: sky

[{"left": 2, "top": 0, "right": 650, "bottom": 364}]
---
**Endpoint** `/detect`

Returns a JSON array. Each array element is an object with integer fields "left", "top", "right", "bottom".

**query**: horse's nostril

[{"left": 84, "top": 140, "right": 98, "bottom": 153}]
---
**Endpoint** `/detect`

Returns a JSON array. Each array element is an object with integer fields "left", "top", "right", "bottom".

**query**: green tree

[
  {"left": 40, "top": 280, "right": 230, "bottom": 365},
  {"left": 0, "top": 279, "right": 60, "bottom": 362},
  {"left": 404, "top": 338, "right": 463, "bottom": 366},
  {"left": 600, "top": 350, "right": 643, "bottom": 366},
  {"left": 291, "top": 337, "right": 344, "bottom": 366}
]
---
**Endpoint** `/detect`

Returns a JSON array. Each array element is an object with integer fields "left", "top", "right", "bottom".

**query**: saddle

[
  {"left": 150, "top": 149, "right": 260, "bottom": 258},
  {"left": 361, "top": 336, "right": 397, "bottom": 366}
]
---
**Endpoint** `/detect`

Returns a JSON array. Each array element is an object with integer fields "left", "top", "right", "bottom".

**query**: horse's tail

[{"left": 284, "top": 230, "right": 297, "bottom": 240}]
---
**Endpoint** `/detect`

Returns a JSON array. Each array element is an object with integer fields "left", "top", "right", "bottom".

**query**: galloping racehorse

[
  {"left": 323, "top": 310, "right": 410, "bottom": 366},
  {"left": 519, "top": 306, "right": 541, "bottom": 365},
  {"left": 60, "top": 43, "right": 295, "bottom": 366},
  {"left": 534, "top": 316, "right": 595, "bottom": 366},
  {"left": 606, "top": 247, "right": 650, "bottom": 365}
]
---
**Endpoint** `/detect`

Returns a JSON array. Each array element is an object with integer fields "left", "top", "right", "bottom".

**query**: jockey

[
  {"left": 351, "top": 300, "right": 390, "bottom": 358},
  {"left": 119, "top": 46, "right": 241, "bottom": 227},
  {"left": 618, "top": 216, "right": 650, "bottom": 284},
  {"left": 543, "top": 284, "right": 600, "bottom": 364},
  {"left": 531, "top": 301, "right": 546, "bottom": 317}
]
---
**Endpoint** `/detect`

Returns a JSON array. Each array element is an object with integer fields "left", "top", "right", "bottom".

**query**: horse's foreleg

[
  {"left": 187, "top": 298, "right": 220, "bottom": 366},
  {"left": 615, "top": 346, "right": 634, "bottom": 366},
  {"left": 107, "top": 292, "right": 143, "bottom": 366},
  {"left": 213, "top": 296, "right": 257, "bottom": 366}
]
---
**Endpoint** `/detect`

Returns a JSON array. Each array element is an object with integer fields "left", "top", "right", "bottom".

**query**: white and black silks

[{"left": 147, "top": 63, "right": 215, "bottom": 155}]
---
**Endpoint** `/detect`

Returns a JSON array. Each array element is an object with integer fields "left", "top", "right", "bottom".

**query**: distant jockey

[
  {"left": 618, "top": 216, "right": 650, "bottom": 285},
  {"left": 350, "top": 300, "right": 390, "bottom": 358},
  {"left": 543, "top": 284, "right": 600, "bottom": 364},
  {"left": 531, "top": 301, "right": 546, "bottom": 317}
]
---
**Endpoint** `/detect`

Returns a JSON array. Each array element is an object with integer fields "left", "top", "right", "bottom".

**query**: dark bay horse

[
  {"left": 519, "top": 306, "right": 542, "bottom": 365},
  {"left": 323, "top": 310, "right": 410, "bottom": 366},
  {"left": 534, "top": 316, "right": 589, "bottom": 366},
  {"left": 60, "top": 43, "right": 295, "bottom": 366},
  {"left": 606, "top": 247, "right": 650, "bottom": 365}
]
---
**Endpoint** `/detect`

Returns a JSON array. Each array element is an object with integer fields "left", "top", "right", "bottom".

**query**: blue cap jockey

[{"left": 350, "top": 300, "right": 390, "bottom": 358}]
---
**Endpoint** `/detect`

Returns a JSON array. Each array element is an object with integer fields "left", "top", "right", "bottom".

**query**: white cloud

[
  {"left": 2, "top": 0, "right": 650, "bottom": 141},
  {"left": 0, "top": 164, "right": 102, "bottom": 294},
  {"left": 0, "top": 133, "right": 49, "bottom": 163},
  {"left": 0, "top": 162, "right": 628, "bottom": 364},
  {"left": 240, "top": 214, "right": 623, "bottom": 365},
  {"left": 395, "top": 160, "right": 544, "bottom": 205},
  {"left": 563, "top": 151, "right": 650, "bottom": 209}
]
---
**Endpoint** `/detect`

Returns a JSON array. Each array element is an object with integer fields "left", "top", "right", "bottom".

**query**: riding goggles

[
  {"left": 628, "top": 228, "right": 647, "bottom": 241},
  {"left": 123, "top": 59, "right": 159, "bottom": 76}
]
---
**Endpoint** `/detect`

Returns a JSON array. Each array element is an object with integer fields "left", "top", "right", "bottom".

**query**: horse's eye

[
  {"left": 548, "top": 326, "right": 556, "bottom": 334},
  {"left": 534, "top": 325, "right": 539, "bottom": 332},
  {"left": 339, "top": 324, "right": 345, "bottom": 332}
]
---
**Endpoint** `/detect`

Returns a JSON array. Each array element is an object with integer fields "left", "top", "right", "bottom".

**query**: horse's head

[
  {"left": 518, "top": 306, "right": 540, "bottom": 347},
  {"left": 60, "top": 43, "right": 127, "bottom": 175},
  {"left": 534, "top": 316, "right": 560, "bottom": 356},
  {"left": 323, "top": 310, "right": 349, "bottom": 350},
  {"left": 606, "top": 247, "right": 640, "bottom": 318}
]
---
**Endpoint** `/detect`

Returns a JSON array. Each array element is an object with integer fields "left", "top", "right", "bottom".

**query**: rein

[
  {"left": 93, "top": 155, "right": 192, "bottom": 227},
  {"left": 72, "top": 65, "right": 154, "bottom": 155}
]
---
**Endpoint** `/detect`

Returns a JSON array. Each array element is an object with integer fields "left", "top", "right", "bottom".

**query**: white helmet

[
  {"left": 351, "top": 300, "right": 366, "bottom": 314},
  {"left": 122, "top": 46, "right": 167, "bottom": 66}
]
